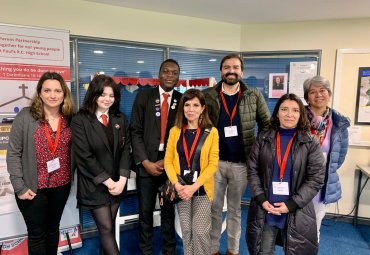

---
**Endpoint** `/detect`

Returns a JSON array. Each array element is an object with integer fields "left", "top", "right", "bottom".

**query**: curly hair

[
  {"left": 30, "top": 72, "right": 73, "bottom": 121},
  {"left": 270, "top": 93, "right": 310, "bottom": 132}
]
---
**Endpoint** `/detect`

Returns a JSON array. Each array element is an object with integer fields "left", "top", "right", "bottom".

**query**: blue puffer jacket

[{"left": 323, "top": 109, "right": 350, "bottom": 204}]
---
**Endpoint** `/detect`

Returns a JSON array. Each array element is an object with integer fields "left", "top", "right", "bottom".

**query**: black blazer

[
  {"left": 71, "top": 112, "right": 131, "bottom": 206},
  {"left": 131, "top": 86, "right": 182, "bottom": 177}
]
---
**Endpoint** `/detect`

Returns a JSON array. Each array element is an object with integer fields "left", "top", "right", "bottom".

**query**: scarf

[{"left": 306, "top": 105, "right": 331, "bottom": 145}]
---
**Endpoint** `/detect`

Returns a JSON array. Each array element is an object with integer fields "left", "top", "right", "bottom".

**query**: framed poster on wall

[{"left": 355, "top": 67, "right": 370, "bottom": 125}]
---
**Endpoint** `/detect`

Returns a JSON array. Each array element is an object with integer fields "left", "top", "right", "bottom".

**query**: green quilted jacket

[{"left": 203, "top": 80, "right": 270, "bottom": 158}]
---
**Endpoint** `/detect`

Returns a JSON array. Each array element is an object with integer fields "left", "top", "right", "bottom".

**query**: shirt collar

[
  {"left": 158, "top": 86, "right": 174, "bottom": 97},
  {"left": 221, "top": 82, "right": 240, "bottom": 96},
  {"left": 96, "top": 109, "right": 109, "bottom": 119}
]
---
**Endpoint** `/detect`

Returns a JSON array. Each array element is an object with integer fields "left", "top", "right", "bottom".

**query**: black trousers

[
  {"left": 16, "top": 183, "right": 71, "bottom": 255},
  {"left": 137, "top": 168, "right": 176, "bottom": 255}
]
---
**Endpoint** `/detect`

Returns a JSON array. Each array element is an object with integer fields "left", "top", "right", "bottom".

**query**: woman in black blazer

[{"left": 71, "top": 75, "right": 131, "bottom": 255}]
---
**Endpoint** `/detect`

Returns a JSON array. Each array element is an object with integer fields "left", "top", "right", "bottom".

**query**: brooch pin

[{"left": 115, "top": 124, "right": 120, "bottom": 129}]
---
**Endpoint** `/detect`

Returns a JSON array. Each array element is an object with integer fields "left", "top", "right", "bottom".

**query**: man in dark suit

[{"left": 131, "top": 59, "right": 182, "bottom": 255}]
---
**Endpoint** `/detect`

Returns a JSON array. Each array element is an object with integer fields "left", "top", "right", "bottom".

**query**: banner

[{"left": 0, "top": 23, "right": 70, "bottom": 113}]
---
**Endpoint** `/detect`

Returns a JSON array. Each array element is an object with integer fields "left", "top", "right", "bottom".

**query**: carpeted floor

[{"left": 65, "top": 206, "right": 370, "bottom": 255}]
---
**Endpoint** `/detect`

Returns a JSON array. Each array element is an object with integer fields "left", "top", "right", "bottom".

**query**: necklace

[{"left": 187, "top": 129, "right": 197, "bottom": 135}]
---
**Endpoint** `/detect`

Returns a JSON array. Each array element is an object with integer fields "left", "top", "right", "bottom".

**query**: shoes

[
  {"left": 226, "top": 250, "right": 239, "bottom": 255},
  {"left": 212, "top": 252, "right": 220, "bottom": 255}
]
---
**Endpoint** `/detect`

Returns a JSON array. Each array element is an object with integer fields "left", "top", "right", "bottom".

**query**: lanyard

[
  {"left": 311, "top": 121, "right": 331, "bottom": 146},
  {"left": 220, "top": 89, "right": 241, "bottom": 125},
  {"left": 182, "top": 126, "right": 201, "bottom": 170},
  {"left": 276, "top": 131, "right": 296, "bottom": 182},
  {"left": 45, "top": 116, "right": 61, "bottom": 157}
]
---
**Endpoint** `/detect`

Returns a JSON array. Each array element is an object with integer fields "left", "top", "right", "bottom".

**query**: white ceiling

[{"left": 87, "top": 0, "right": 370, "bottom": 24}]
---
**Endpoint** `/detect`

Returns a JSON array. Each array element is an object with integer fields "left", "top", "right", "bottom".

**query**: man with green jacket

[{"left": 204, "top": 54, "right": 270, "bottom": 255}]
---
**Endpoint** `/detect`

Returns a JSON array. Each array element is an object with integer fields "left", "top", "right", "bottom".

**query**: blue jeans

[
  {"left": 260, "top": 224, "right": 287, "bottom": 255},
  {"left": 16, "top": 183, "right": 71, "bottom": 255}
]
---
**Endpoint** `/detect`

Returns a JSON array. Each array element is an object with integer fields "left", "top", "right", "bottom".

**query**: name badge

[
  {"left": 224, "top": 126, "right": 238, "bottom": 137},
  {"left": 322, "top": 152, "right": 327, "bottom": 164},
  {"left": 272, "top": 181, "right": 289, "bottom": 195},
  {"left": 47, "top": 157, "right": 61, "bottom": 173},
  {"left": 183, "top": 170, "right": 198, "bottom": 182}
]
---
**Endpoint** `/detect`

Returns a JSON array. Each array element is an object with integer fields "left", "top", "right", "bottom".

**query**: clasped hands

[
  {"left": 103, "top": 176, "right": 128, "bottom": 196},
  {"left": 142, "top": 159, "right": 165, "bottom": 176},
  {"left": 262, "top": 201, "right": 289, "bottom": 215},
  {"left": 174, "top": 182, "right": 200, "bottom": 201}
]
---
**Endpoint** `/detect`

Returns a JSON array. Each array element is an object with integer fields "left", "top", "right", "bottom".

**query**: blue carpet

[{"left": 65, "top": 207, "right": 370, "bottom": 255}]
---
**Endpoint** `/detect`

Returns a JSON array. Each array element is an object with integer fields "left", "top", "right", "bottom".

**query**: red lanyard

[
  {"left": 311, "top": 122, "right": 331, "bottom": 146},
  {"left": 219, "top": 89, "right": 241, "bottom": 125},
  {"left": 182, "top": 126, "right": 201, "bottom": 170},
  {"left": 276, "top": 131, "right": 296, "bottom": 181},
  {"left": 45, "top": 116, "right": 61, "bottom": 157}
]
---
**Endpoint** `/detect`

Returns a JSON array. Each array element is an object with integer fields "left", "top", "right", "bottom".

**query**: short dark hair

[
  {"left": 159, "top": 59, "right": 180, "bottom": 73},
  {"left": 174, "top": 89, "right": 213, "bottom": 129},
  {"left": 270, "top": 93, "right": 310, "bottom": 132},
  {"left": 80, "top": 74, "right": 121, "bottom": 118},
  {"left": 220, "top": 54, "right": 244, "bottom": 71}
]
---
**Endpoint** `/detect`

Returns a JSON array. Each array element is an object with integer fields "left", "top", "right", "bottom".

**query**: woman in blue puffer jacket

[{"left": 303, "top": 75, "right": 350, "bottom": 241}]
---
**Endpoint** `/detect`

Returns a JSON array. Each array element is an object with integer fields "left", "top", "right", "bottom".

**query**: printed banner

[{"left": 0, "top": 24, "right": 70, "bottom": 113}]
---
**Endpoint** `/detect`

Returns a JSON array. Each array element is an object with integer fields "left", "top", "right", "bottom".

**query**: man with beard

[
  {"left": 131, "top": 59, "right": 182, "bottom": 255},
  {"left": 203, "top": 54, "right": 270, "bottom": 255}
]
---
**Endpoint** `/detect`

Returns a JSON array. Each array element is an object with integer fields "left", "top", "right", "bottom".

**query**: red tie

[
  {"left": 160, "top": 93, "right": 170, "bottom": 144},
  {"left": 101, "top": 114, "right": 108, "bottom": 127}
]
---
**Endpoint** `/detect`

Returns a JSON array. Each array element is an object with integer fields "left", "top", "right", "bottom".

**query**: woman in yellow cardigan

[{"left": 164, "top": 89, "right": 219, "bottom": 255}]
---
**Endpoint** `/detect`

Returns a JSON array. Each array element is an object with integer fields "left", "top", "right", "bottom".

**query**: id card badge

[
  {"left": 322, "top": 152, "right": 328, "bottom": 164},
  {"left": 47, "top": 157, "right": 60, "bottom": 173},
  {"left": 224, "top": 126, "right": 238, "bottom": 137},
  {"left": 183, "top": 170, "right": 198, "bottom": 182},
  {"left": 272, "top": 181, "right": 289, "bottom": 195}
]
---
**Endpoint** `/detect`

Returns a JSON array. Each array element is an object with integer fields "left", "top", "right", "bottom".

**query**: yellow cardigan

[{"left": 164, "top": 126, "right": 219, "bottom": 201}]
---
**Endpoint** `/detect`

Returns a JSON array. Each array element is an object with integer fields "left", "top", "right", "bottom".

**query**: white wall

[
  {"left": 242, "top": 19, "right": 370, "bottom": 218},
  {"left": 2, "top": 0, "right": 241, "bottom": 51}
]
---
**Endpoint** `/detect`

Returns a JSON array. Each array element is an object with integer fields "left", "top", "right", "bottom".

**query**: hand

[
  {"left": 142, "top": 160, "right": 164, "bottom": 176},
  {"left": 262, "top": 201, "right": 280, "bottom": 215},
  {"left": 179, "top": 183, "right": 200, "bottom": 201},
  {"left": 273, "top": 202, "right": 289, "bottom": 214},
  {"left": 108, "top": 177, "right": 128, "bottom": 196},
  {"left": 103, "top": 178, "right": 115, "bottom": 190},
  {"left": 155, "top": 159, "right": 164, "bottom": 169},
  {"left": 262, "top": 201, "right": 289, "bottom": 215},
  {"left": 18, "top": 189, "right": 36, "bottom": 200}
]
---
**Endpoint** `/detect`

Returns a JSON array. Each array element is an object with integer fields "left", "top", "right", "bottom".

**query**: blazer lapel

[
  {"left": 91, "top": 118, "right": 112, "bottom": 154},
  {"left": 152, "top": 87, "right": 161, "bottom": 133},
  {"left": 110, "top": 116, "right": 119, "bottom": 159}
]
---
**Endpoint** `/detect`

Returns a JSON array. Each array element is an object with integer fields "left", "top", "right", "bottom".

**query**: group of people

[{"left": 6, "top": 53, "right": 349, "bottom": 255}]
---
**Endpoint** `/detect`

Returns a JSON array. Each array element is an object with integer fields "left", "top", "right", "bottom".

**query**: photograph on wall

[
  {"left": 355, "top": 67, "right": 370, "bottom": 125},
  {"left": 269, "top": 73, "right": 288, "bottom": 98}
]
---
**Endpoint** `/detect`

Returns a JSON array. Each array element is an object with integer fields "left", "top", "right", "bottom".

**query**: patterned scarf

[{"left": 306, "top": 105, "right": 331, "bottom": 145}]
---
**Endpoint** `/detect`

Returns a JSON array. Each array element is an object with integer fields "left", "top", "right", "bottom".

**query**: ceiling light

[
  {"left": 209, "top": 58, "right": 217, "bottom": 62},
  {"left": 93, "top": 50, "right": 104, "bottom": 54},
  {"left": 137, "top": 60, "right": 144, "bottom": 64}
]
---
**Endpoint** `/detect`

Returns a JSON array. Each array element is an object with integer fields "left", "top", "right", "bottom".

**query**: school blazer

[
  {"left": 164, "top": 127, "right": 219, "bottom": 201},
  {"left": 131, "top": 87, "right": 182, "bottom": 177},
  {"left": 71, "top": 112, "right": 131, "bottom": 206}
]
